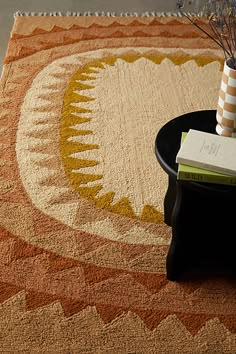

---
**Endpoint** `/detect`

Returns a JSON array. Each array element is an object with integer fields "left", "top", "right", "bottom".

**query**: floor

[{"left": 0, "top": 0, "right": 204, "bottom": 69}]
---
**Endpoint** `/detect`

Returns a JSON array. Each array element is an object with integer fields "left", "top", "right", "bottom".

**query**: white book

[{"left": 176, "top": 129, "right": 236, "bottom": 177}]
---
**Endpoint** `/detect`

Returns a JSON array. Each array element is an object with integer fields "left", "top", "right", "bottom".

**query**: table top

[{"left": 155, "top": 110, "right": 236, "bottom": 193}]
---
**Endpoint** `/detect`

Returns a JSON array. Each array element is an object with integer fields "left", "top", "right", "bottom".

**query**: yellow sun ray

[{"left": 60, "top": 54, "right": 223, "bottom": 224}]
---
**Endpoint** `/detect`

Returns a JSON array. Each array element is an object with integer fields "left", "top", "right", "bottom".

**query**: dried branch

[{"left": 176, "top": 0, "right": 236, "bottom": 68}]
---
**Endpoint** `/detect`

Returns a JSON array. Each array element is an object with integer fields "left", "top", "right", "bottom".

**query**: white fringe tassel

[{"left": 14, "top": 11, "right": 206, "bottom": 18}]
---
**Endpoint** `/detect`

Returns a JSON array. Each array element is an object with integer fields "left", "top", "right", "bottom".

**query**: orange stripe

[
  {"left": 228, "top": 68, "right": 236, "bottom": 79},
  {"left": 222, "top": 72, "right": 229, "bottom": 84},
  {"left": 221, "top": 117, "right": 235, "bottom": 128},
  {"left": 222, "top": 102, "right": 236, "bottom": 112},
  {"left": 219, "top": 89, "right": 225, "bottom": 101},
  {"left": 226, "top": 85, "right": 236, "bottom": 96},
  {"left": 220, "top": 126, "right": 233, "bottom": 137},
  {"left": 217, "top": 104, "right": 223, "bottom": 116}
]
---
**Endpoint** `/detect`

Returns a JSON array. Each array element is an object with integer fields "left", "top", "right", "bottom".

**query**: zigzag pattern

[
  {"left": 0, "top": 291, "right": 235, "bottom": 353},
  {"left": 5, "top": 18, "right": 212, "bottom": 64},
  {"left": 11, "top": 18, "right": 208, "bottom": 39},
  {"left": 0, "top": 228, "right": 235, "bottom": 334},
  {"left": 0, "top": 15, "right": 235, "bottom": 351}
]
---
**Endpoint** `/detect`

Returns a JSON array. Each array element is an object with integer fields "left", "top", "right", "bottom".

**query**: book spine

[
  {"left": 176, "top": 157, "right": 236, "bottom": 177},
  {"left": 177, "top": 171, "right": 236, "bottom": 185}
]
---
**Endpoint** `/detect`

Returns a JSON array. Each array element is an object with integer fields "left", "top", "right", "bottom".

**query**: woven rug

[{"left": 0, "top": 12, "right": 235, "bottom": 353}]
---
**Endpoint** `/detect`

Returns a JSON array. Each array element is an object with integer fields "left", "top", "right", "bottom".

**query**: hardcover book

[
  {"left": 176, "top": 129, "right": 236, "bottom": 176},
  {"left": 177, "top": 133, "right": 236, "bottom": 185}
]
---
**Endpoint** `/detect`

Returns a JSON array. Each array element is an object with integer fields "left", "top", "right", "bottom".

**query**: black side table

[{"left": 155, "top": 110, "right": 236, "bottom": 280}]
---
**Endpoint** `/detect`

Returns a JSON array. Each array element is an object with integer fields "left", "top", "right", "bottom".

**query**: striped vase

[{"left": 216, "top": 58, "right": 236, "bottom": 137}]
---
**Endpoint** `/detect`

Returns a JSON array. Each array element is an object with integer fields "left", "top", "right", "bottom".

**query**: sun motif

[
  {"left": 16, "top": 48, "right": 223, "bottom": 246},
  {"left": 60, "top": 55, "right": 168, "bottom": 223},
  {"left": 60, "top": 53, "right": 223, "bottom": 223}
]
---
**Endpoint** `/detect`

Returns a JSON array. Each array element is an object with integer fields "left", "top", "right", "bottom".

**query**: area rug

[{"left": 0, "top": 12, "right": 235, "bottom": 353}]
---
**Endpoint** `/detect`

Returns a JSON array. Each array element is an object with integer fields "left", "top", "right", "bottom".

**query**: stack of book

[{"left": 176, "top": 129, "right": 236, "bottom": 186}]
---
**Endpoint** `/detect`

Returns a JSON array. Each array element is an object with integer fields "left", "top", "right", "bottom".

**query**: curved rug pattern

[{"left": 0, "top": 15, "right": 235, "bottom": 353}]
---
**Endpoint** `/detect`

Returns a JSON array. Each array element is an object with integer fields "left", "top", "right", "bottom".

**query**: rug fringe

[{"left": 14, "top": 11, "right": 206, "bottom": 18}]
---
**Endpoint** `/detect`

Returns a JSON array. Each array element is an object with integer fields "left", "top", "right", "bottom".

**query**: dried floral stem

[
  {"left": 176, "top": 0, "right": 236, "bottom": 69},
  {"left": 183, "top": 12, "right": 230, "bottom": 52}
]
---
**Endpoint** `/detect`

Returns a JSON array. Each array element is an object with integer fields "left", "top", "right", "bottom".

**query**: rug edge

[{"left": 14, "top": 10, "right": 206, "bottom": 18}]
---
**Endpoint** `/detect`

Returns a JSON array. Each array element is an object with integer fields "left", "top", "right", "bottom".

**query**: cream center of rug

[
  {"left": 16, "top": 49, "right": 222, "bottom": 245},
  {"left": 62, "top": 57, "right": 170, "bottom": 215}
]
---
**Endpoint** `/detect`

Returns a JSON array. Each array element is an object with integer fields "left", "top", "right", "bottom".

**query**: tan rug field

[{"left": 0, "top": 13, "right": 235, "bottom": 353}]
